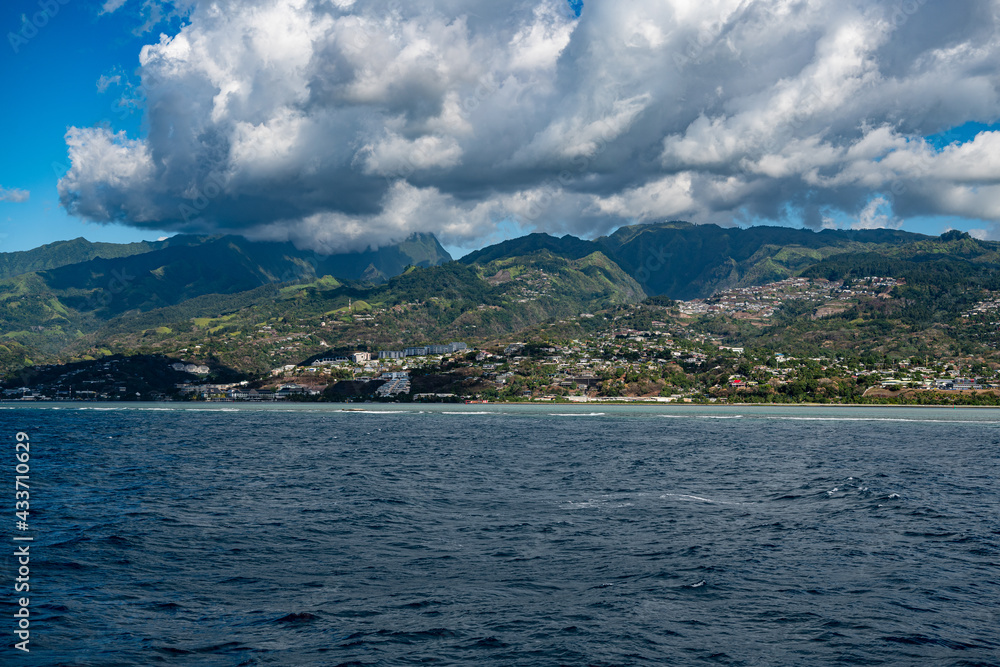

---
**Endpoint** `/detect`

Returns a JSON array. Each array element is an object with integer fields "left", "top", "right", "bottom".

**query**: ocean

[{"left": 1, "top": 403, "right": 998, "bottom": 665}]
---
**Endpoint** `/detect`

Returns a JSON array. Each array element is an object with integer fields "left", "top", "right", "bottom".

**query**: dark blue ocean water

[{"left": 1, "top": 404, "right": 998, "bottom": 666}]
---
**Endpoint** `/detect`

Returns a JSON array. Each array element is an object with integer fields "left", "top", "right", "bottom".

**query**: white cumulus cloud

[
  {"left": 850, "top": 196, "right": 901, "bottom": 230},
  {"left": 59, "top": 0, "right": 1000, "bottom": 252}
]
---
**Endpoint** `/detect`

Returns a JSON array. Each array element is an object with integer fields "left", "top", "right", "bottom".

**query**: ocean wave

[
  {"left": 654, "top": 414, "right": 998, "bottom": 424},
  {"left": 660, "top": 492, "right": 743, "bottom": 506},
  {"left": 771, "top": 416, "right": 996, "bottom": 424},
  {"left": 661, "top": 493, "right": 720, "bottom": 504}
]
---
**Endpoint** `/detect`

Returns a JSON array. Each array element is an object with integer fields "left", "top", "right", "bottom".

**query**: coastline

[{"left": 4, "top": 400, "right": 1000, "bottom": 410}]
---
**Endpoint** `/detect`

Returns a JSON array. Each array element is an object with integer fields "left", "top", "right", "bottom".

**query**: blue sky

[
  {"left": 0, "top": 0, "right": 175, "bottom": 252},
  {"left": 2, "top": 0, "right": 1000, "bottom": 255}
]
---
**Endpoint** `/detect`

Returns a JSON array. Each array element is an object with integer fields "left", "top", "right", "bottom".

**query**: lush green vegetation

[
  {"left": 599, "top": 221, "right": 927, "bottom": 299},
  {"left": 0, "top": 237, "right": 170, "bottom": 280},
  {"left": 5, "top": 223, "right": 1000, "bottom": 405}
]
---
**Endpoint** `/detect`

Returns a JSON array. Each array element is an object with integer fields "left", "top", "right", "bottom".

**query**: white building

[{"left": 376, "top": 372, "right": 411, "bottom": 397}]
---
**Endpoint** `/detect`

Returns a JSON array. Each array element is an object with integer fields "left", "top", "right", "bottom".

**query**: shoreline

[{"left": 3, "top": 400, "right": 1000, "bottom": 410}]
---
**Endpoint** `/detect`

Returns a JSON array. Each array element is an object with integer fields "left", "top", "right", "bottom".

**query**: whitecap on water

[
  {"left": 661, "top": 492, "right": 731, "bottom": 504},
  {"left": 773, "top": 416, "right": 996, "bottom": 425},
  {"left": 560, "top": 500, "right": 604, "bottom": 509}
]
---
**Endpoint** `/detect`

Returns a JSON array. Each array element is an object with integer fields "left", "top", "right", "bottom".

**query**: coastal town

[
  {"left": 678, "top": 277, "right": 905, "bottom": 320},
  {"left": 5, "top": 275, "right": 1000, "bottom": 405}
]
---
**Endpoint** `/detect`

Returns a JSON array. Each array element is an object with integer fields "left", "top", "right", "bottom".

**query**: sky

[{"left": 2, "top": 0, "right": 1000, "bottom": 258}]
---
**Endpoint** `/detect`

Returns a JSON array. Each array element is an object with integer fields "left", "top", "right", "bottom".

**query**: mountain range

[
  {"left": 461, "top": 222, "right": 930, "bottom": 299},
  {"left": 1, "top": 221, "right": 996, "bottom": 377}
]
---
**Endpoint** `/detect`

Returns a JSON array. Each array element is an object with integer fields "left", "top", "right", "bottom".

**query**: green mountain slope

[
  {"left": 455, "top": 221, "right": 929, "bottom": 300},
  {"left": 0, "top": 233, "right": 642, "bottom": 377},
  {"left": 679, "top": 231, "right": 1000, "bottom": 361},
  {"left": 0, "top": 233, "right": 452, "bottom": 371},
  {"left": 459, "top": 233, "right": 601, "bottom": 265},
  {"left": 597, "top": 221, "right": 928, "bottom": 299},
  {"left": 5, "top": 223, "right": 998, "bottom": 382},
  {"left": 33, "top": 232, "right": 452, "bottom": 316},
  {"left": 0, "top": 236, "right": 174, "bottom": 279},
  {"left": 0, "top": 232, "right": 451, "bottom": 324}
]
